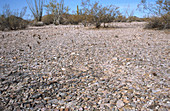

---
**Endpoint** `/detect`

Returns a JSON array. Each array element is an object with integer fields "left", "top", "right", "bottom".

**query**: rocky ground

[{"left": 0, "top": 22, "right": 169, "bottom": 111}]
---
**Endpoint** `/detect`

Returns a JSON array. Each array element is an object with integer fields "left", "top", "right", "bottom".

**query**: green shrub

[{"left": 42, "top": 14, "right": 54, "bottom": 25}]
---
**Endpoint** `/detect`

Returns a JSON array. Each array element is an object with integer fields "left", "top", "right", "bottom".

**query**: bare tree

[{"left": 26, "top": 0, "right": 44, "bottom": 22}]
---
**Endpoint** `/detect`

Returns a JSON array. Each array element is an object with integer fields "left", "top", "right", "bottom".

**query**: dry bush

[
  {"left": 8, "top": 15, "right": 28, "bottom": 30},
  {"left": 127, "top": 16, "right": 143, "bottom": 22},
  {"left": 145, "top": 13, "right": 170, "bottom": 29},
  {"left": 42, "top": 14, "right": 54, "bottom": 25},
  {"left": 138, "top": 0, "right": 170, "bottom": 29},
  {"left": 0, "top": 15, "right": 7, "bottom": 31},
  {"left": 58, "top": 17, "right": 69, "bottom": 25},
  {"left": 0, "top": 15, "right": 28, "bottom": 31},
  {"left": 145, "top": 17, "right": 163, "bottom": 29},
  {"left": 81, "top": 0, "right": 119, "bottom": 28},
  {"left": 44, "top": 0, "right": 69, "bottom": 25},
  {"left": 0, "top": 4, "right": 28, "bottom": 31},
  {"left": 67, "top": 15, "right": 84, "bottom": 25},
  {"left": 115, "top": 15, "right": 127, "bottom": 22},
  {"left": 141, "top": 17, "right": 150, "bottom": 21}
]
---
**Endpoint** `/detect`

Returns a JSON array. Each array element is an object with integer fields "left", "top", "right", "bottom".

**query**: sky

[{"left": 0, "top": 0, "right": 157, "bottom": 19}]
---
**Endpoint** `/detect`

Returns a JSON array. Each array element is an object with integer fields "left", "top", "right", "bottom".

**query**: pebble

[
  {"left": 116, "top": 100, "right": 124, "bottom": 108},
  {"left": 48, "top": 99, "right": 58, "bottom": 104},
  {"left": 0, "top": 23, "right": 169, "bottom": 110}
]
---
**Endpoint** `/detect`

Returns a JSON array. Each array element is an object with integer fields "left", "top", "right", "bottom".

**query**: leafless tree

[{"left": 26, "top": 0, "right": 44, "bottom": 21}]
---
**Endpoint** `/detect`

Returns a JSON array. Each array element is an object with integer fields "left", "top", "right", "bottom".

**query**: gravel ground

[{"left": 0, "top": 22, "right": 170, "bottom": 111}]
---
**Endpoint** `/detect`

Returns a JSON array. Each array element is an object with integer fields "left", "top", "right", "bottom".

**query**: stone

[
  {"left": 62, "top": 68, "right": 66, "bottom": 71},
  {"left": 0, "top": 22, "right": 169, "bottom": 111},
  {"left": 44, "top": 97, "right": 51, "bottom": 101},
  {"left": 116, "top": 100, "right": 124, "bottom": 108},
  {"left": 66, "top": 101, "right": 77, "bottom": 107},
  {"left": 48, "top": 99, "right": 58, "bottom": 104},
  {"left": 112, "top": 57, "right": 118, "bottom": 61},
  {"left": 58, "top": 100, "right": 65, "bottom": 105},
  {"left": 31, "top": 93, "right": 42, "bottom": 99}
]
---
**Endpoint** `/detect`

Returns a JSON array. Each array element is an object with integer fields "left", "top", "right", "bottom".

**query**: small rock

[
  {"left": 59, "top": 92, "right": 67, "bottom": 98},
  {"left": 112, "top": 57, "right": 118, "bottom": 61},
  {"left": 116, "top": 100, "right": 124, "bottom": 108},
  {"left": 115, "top": 35, "right": 119, "bottom": 38},
  {"left": 62, "top": 68, "right": 66, "bottom": 71},
  {"left": 58, "top": 100, "right": 65, "bottom": 105},
  {"left": 66, "top": 101, "right": 77, "bottom": 107},
  {"left": 48, "top": 99, "right": 58, "bottom": 104},
  {"left": 31, "top": 93, "right": 42, "bottom": 99},
  {"left": 44, "top": 97, "right": 51, "bottom": 101}
]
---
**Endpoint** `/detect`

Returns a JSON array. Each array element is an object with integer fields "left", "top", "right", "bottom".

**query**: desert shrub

[
  {"left": 115, "top": 15, "right": 127, "bottom": 22},
  {"left": 0, "top": 15, "right": 7, "bottom": 31},
  {"left": 145, "top": 13, "right": 170, "bottom": 29},
  {"left": 42, "top": 14, "right": 54, "bottom": 25},
  {"left": 138, "top": 0, "right": 170, "bottom": 29},
  {"left": 81, "top": 0, "right": 119, "bottom": 28},
  {"left": 44, "top": 0, "right": 69, "bottom": 25},
  {"left": 0, "top": 15, "right": 28, "bottom": 31},
  {"left": 162, "top": 12, "right": 170, "bottom": 29},
  {"left": 141, "top": 17, "right": 150, "bottom": 21},
  {"left": 8, "top": 15, "right": 28, "bottom": 30},
  {"left": 145, "top": 17, "right": 163, "bottom": 29},
  {"left": 0, "top": 4, "right": 28, "bottom": 31},
  {"left": 67, "top": 15, "right": 84, "bottom": 25},
  {"left": 57, "top": 17, "right": 68, "bottom": 25},
  {"left": 127, "top": 16, "right": 143, "bottom": 22}
]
